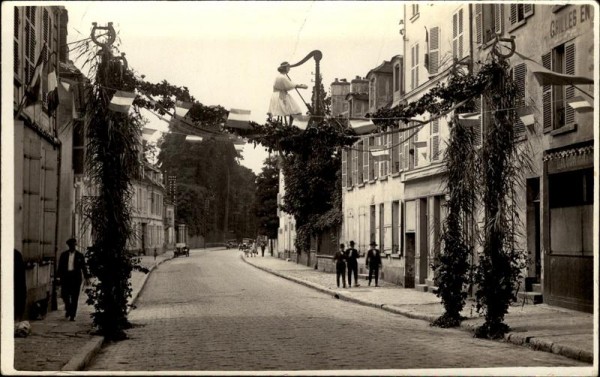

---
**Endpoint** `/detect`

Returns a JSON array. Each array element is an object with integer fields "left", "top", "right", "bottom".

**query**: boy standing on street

[
  {"left": 345, "top": 241, "right": 360, "bottom": 288},
  {"left": 333, "top": 243, "right": 347, "bottom": 288},
  {"left": 365, "top": 241, "right": 382, "bottom": 287}
]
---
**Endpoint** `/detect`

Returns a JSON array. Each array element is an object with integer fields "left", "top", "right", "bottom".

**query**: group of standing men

[{"left": 333, "top": 241, "right": 382, "bottom": 288}]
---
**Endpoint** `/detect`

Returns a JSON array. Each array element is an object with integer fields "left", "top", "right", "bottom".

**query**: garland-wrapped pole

[
  {"left": 432, "top": 113, "right": 478, "bottom": 328},
  {"left": 83, "top": 22, "right": 141, "bottom": 340},
  {"left": 474, "top": 55, "right": 527, "bottom": 339}
]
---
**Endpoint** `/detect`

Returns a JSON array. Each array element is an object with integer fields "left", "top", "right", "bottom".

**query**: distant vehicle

[
  {"left": 225, "top": 239, "right": 237, "bottom": 249},
  {"left": 174, "top": 243, "right": 189, "bottom": 257}
]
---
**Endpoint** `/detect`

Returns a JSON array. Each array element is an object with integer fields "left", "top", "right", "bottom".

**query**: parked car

[{"left": 225, "top": 240, "right": 237, "bottom": 249}]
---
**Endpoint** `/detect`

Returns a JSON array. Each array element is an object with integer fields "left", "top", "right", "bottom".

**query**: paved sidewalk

[
  {"left": 12, "top": 250, "right": 175, "bottom": 372},
  {"left": 243, "top": 254, "right": 595, "bottom": 364}
]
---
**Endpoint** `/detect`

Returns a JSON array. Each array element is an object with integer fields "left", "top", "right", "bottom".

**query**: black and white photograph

[{"left": 1, "top": 1, "right": 598, "bottom": 375}]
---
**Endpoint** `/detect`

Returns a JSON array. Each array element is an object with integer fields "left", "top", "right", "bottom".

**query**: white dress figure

[{"left": 268, "top": 62, "right": 308, "bottom": 125}]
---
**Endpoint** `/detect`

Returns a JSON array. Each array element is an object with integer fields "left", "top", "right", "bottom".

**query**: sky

[{"left": 64, "top": 1, "right": 405, "bottom": 174}]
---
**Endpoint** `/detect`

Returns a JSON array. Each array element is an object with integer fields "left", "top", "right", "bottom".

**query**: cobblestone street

[{"left": 87, "top": 248, "right": 586, "bottom": 372}]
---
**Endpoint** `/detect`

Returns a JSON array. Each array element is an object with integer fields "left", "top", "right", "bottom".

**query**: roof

[
  {"left": 366, "top": 60, "right": 393, "bottom": 77},
  {"left": 345, "top": 92, "right": 369, "bottom": 101}
]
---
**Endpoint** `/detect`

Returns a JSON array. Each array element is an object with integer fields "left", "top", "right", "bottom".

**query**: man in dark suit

[
  {"left": 57, "top": 238, "right": 90, "bottom": 321},
  {"left": 345, "top": 241, "right": 360, "bottom": 288},
  {"left": 333, "top": 243, "right": 347, "bottom": 288},
  {"left": 365, "top": 241, "right": 382, "bottom": 287}
]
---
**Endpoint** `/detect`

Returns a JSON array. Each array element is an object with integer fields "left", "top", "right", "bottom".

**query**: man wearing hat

[
  {"left": 365, "top": 241, "right": 382, "bottom": 287},
  {"left": 268, "top": 61, "right": 308, "bottom": 126},
  {"left": 345, "top": 241, "right": 360, "bottom": 288},
  {"left": 57, "top": 238, "right": 91, "bottom": 321}
]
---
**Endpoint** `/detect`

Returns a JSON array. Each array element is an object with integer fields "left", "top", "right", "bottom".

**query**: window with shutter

[
  {"left": 391, "top": 127, "right": 399, "bottom": 173},
  {"left": 452, "top": 9, "right": 464, "bottom": 59},
  {"left": 357, "top": 141, "right": 364, "bottom": 182},
  {"left": 341, "top": 149, "right": 347, "bottom": 188},
  {"left": 564, "top": 42, "right": 575, "bottom": 125},
  {"left": 373, "top": 136, "right": 379, "bottom": 179},
  {"left": 369, "top": 137, "right": 376, "bottom": 180},
  {"left": 494, "top": 4, "right": 503, "bottom": 34},
  {"left": 513, "top": 63, "right": 527, "bottom": 137},
  {"left": 352, "top": 147, "right": 358, "bottom": 186},
  {"left": 430, "top": 119, "right": 440, "bottom": 161},
  {"left": 24, "top": 7, "right": 37, "bottom": 83},
  {"left": 14, "top": 7, "right": 20, "bottom": 76},
  {"left": 398, "top": 130, "right": 405, "bottom": 171},
  {"left": 429, "top": 27, "right": 439, "bottom": 74},
  {"left": 510, "top": 4, "right": 534, "bottom": 26},
  {"left": 346, "top": 147, "right": 353, "bottom": 186},
  {"left": 473, "top": 97, "right": 483, "bottom": 146},
  {"left": 475, "top": 4, "right": 482, "bottom": 45},
  {"left": 542, "top": 52, "right": 552, "bottom": 131},
  {"left": 363, "top": 139, "right": 369, "bottom": 182}
]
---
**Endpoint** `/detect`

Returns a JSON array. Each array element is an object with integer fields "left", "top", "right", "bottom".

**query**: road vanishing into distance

[{"left": 88, "top": 248, "right": 585, "bottom": 372}]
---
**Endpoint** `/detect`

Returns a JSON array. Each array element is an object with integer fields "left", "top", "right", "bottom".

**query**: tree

[
  {"left": 254, "top": 155, "right": 280, "bottom": 240},
  {"left": 157, "top": 133, "right": 257, "bottom": 241}
]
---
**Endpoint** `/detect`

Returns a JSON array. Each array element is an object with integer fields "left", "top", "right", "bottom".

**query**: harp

[{"left": 287, "top": 50, "right": 323, "bottom": 115}]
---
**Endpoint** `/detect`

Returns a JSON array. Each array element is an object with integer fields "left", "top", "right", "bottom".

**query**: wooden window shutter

[
  {"left": 473, "top": 97, "right": 483, "bottom": 146},
  {"left": 373, "top": 136, "right": 379, "bottom": 179},
  {"left": 458, "top": 9, "right": 464, "bottom": 59},
  {"left": 398, "top": 130, "right": 404, "bottom": 171},
  {"left": 404, "top": 130, "right": 410, "bottom": 170},
  {"left": 475, "top": 4, "right": 483, "bottom": 45},
  {"left": 494, "top": 4, "right": 503, "bottom": 34},
  {"left": 429, "top": 27, "right": 440, "bottom": 74},
  {"left": 352, "top": 148, "right": 358, "bottom": 186},
  {"left": 430, "top": 119, "right": 440, "bottom": 161},
  {"left": 510, "top": 4, "right": 517, "bottom": 25},
  {"left": 392, "top": 127, "right": 399, "bottom": 173},
  {"left": 363, "top": 140, "right": 369, "bottom": 182},
  {"left": 341, "top": 148, "right": 347, "bottom": 188},
  {"left": 565, "top": 42, "right": 576, "bottom": 125},
  {"left": 415, "top": 43, "right": 419, "bottom": 86},
  {"left": 14, "top": 8, "right": 20, "bottom": 75},
  {"left": 542, "top": 52, "right": 553, "bottom": 131},
  {"left": 523, "top": 4, "right": 534, "bottom": 18},
  {"left": 513, "top": 63, "right": 527, "bottom": 136}
]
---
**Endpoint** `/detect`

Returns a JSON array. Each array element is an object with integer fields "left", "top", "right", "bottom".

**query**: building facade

[
  {"left": 129, "top": 164, "right": 168, "bottom": 256},
  {"left": 337, "top": 3, "right": 595, "bottom": 312},
  {"left": 276, "top": 168, "right": 296, "bottom": 258},
  {"left": 474, "top": 3, "right": 595, "bottom": 312},
  {"left": 13, "top": 5, "right": 77, "bottom": 317}
]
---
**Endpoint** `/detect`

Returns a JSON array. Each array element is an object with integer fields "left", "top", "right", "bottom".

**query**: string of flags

[
  {"left": 226, "top": 108, "right": 252, "bottom": 129},
  {"left": 108, "top": 90, "right": 136, "bottom": 113}
]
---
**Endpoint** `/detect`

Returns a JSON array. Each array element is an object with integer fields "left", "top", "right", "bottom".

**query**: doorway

[{"left": 405, "top": 233, "right": 415, "bottom": 288}]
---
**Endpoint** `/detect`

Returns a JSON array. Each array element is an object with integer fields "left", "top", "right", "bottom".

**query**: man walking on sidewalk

[
  {"left": 333, "top": 243, "right": 347, "bottom": 288},
  {"left": 57, "top": 238, "right": 91, "bottom": 321},
  {"left": 366, "top": 241, "right": 382, "bottom": 287},
  {"left": 345, "top": 241, "right": 360, "bottom": 288}
]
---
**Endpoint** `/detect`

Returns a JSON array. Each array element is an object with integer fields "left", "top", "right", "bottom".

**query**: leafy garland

[{"left": 431, "top": 116, "right": 478, "bottom": 328}]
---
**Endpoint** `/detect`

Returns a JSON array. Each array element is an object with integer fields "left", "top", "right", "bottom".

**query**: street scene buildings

[
  {"left": 4, "top": 1, "right": 597, "bottom": 374},
  {"left": 277, "top": 2, "right": 595, "bottom": 314}
]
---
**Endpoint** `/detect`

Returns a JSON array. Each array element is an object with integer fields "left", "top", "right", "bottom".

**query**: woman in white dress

[{"left": 268, "top": 62, "right": 308, "bottom": 126}]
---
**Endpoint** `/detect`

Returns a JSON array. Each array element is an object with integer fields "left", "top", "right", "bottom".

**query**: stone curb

[
  {"left": 60, "top": 253, "right": 175, "bottom": 371},
  {"left": 242, "top": 255, "right": 593, "bottom": 364}
]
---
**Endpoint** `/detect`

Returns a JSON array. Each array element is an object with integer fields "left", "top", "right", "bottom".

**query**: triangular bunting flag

[
  {"left": 413, "top": 140, "right": 428, "bottom": 149},
  {"left": 234, "top": 144, "right": 245, "bottom": 152},
  {"left": 293, "top": 114, "right": 311, "bottom": 130},
  {"left": 109, "top": 90, "right": 136, "bottom": 113},
  {"left": 457, "top": 112, "right": 481, "bottom": 128},
  {"left": 142, "top": 127, "right": 158, "bottom": 136},
  {"left": 370, "top": 147, "right": 389, "bottom": 157},
  {"left": 226, "top": 109, "right": 252, "bottom": 129},
  {"left": 566, "top": 96, "right": 593, "bottom": 113},
  {"left": 516, "top": 106, "right": 535, "bottom": 126},
  {"left": 185, "top": 135, "right": 204, "bottom": 142},
  {"left": 175, "top": 100, "right": 193, "bottom": 118},
  {"left": 349, "top": 118, "right": 377, "bottom": 135},
  {"left": 47, "top": 70, "right": 59, "bottom": 116},
  {"left": 514, "top": 51, "right": 594, "bottom": 86}
]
